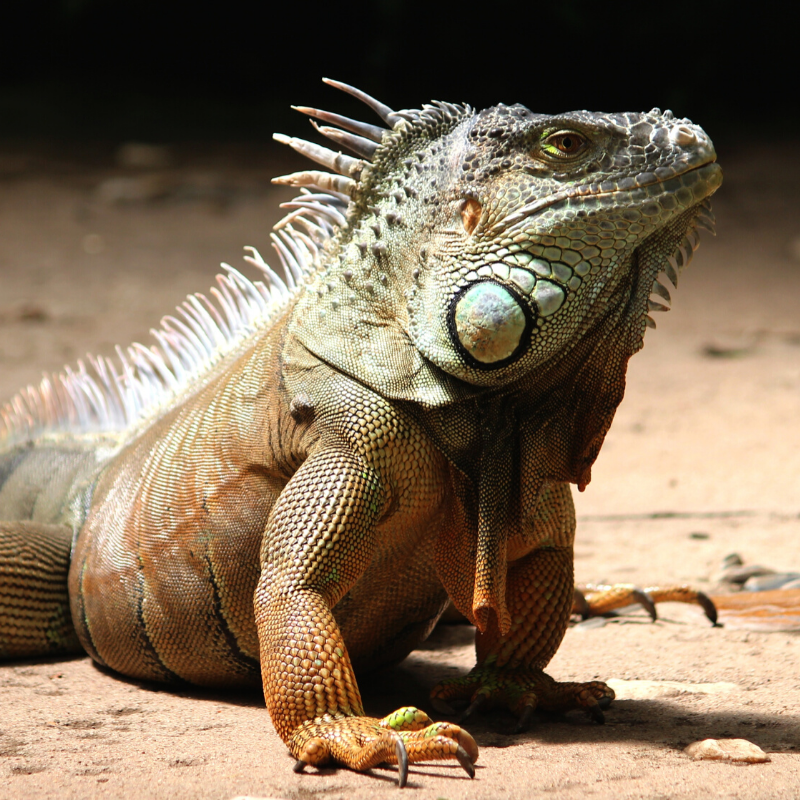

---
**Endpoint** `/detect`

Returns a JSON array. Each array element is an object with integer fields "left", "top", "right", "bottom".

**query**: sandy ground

[{"left": 0, "top": 140, "right": 799, "bottom": 799}]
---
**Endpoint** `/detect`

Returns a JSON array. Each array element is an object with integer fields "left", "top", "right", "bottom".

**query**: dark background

[{"left": 0, "top": 1, "right": 789, "bottom": 144}]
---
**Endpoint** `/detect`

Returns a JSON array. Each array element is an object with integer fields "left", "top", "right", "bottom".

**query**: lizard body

[{"left": 0, "top": 80, "right": 721, "bottom": 781}]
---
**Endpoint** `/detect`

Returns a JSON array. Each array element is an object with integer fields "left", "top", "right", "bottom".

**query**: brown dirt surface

[{"left": 1, "top": 140, "right": 799, "bottom": 799}]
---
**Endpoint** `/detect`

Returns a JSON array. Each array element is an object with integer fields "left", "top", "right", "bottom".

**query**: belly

[{"left": 69, "top": 436, "right": 274, "bottom": 687}]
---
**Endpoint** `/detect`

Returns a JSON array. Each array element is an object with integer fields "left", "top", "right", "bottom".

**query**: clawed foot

[
  {"left": 430, "top": 662, "right": 614, "bottom": 732},
  {"left": 290, "top": 707, "right": 478, "bottom": 787},
  {"left": 573, "top": 583, "right": 718, "bottom": 625}
]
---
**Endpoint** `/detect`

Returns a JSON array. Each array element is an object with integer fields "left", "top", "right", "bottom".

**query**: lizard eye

[{"left": 541, "top": 131, "right": 588, "bottom": 159}]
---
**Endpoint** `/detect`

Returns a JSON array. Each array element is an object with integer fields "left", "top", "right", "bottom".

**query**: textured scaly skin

[{"left": 0, "top": 84, "right": 721, "bottom": 780}]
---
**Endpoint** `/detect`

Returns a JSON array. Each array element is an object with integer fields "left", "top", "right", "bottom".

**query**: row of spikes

[
  {"left": 271, "top": 78, "right": 468, "bottom": 205},
  {"left": 271, "top": 78, "right": 400, "bottom": 200},
  {"left": 0, "top": 79, "right": 440, "bottom": 442},
  {"left": 645, "top": 200, "right": 715, "bottom": 329},
  {"left": 268, "top": 79, "right": 401, "bottom": 262},
  {"left": 0, "top": 250, "right": 309, "bottom": 441}
]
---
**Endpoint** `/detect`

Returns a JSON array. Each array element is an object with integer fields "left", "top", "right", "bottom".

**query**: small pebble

[
  {"left": 684, "top": 738, "right": 770, "bottom": 763},
  {"left": 719, "top": 564, "right": 775, "bottom": 585},
  {"left": 701, "top": 334, "right": 758, "bottom": 359},
  {"left": 721, "top": 553, "right": 743, "bottom": 569},
  {"left": 743, "top": 572, "right": 800, "bottom": 592}
]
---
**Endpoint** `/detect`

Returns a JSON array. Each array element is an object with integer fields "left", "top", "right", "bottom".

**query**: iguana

[{"left": 0, "top": 79, "right": 721, "bottom": 785}]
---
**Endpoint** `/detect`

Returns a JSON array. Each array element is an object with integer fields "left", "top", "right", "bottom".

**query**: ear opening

[{"left": 461, "top": 198, "right": 482, "bottom": 236}]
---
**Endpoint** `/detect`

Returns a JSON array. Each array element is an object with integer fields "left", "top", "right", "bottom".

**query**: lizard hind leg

[
  {"left": 573, "top": 583, "right": 718, "bottom": 624},
  {"left": 0, "top": 521, "right": 82, "bottom": 659}
]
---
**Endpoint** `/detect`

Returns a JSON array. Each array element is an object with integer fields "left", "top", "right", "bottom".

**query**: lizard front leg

[
  {"left": 254, "top": 443, "right": 476, "bottom": 784},
  {"left": 432, "top": 544, "right": 614, "bottom": 730},
  {"left": 431, "top": 479, "right": 613, "bottom": 730}
]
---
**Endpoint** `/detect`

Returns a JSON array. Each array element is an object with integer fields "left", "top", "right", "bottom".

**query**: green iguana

[{"left": 0, "top": 79, "right": 722, "bottom": 785}]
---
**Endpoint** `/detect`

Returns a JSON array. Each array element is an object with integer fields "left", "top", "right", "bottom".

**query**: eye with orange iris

[{"left": 541, "top": 130, "right": 588, "bottom": 159}]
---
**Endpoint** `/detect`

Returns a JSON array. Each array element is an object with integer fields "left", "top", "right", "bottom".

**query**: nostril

[
  {"left": 461, "top": 198, "right": 482, "bottom": 235},
  {"left": 670, "top": 125, "right": 696, "bottom": 146}
]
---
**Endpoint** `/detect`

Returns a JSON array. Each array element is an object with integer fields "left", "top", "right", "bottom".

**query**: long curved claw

[
  {"left": 394, "top": 736, "right": 408, "bottom": 788},
  {"left": 430, "top": 695, "right": 457, "bottom": 715},
  {"left": 513, "top": 703, "right": 536, "bottom": 734},
  {"left": 631, "top": 588, "right": 657, "bottom": 621},
  {"left": 456, "top": 744, "right": 476, "bottom": 779},
  {"left": 696, "top": 591, "right": 719, "bottom": 624},
  {"left": 289, "top": 712, "right": 477, "bottom": 781},
  {"left": 573, "top": 587, "right": 592, "bottom": 619},
  {"left": 575, "top": 583, "right": 658, "bottom": 619},
  {"left": 435, "top": 665, "right": 614, "bottom": 735},
  {"left": 589, "top": 704, "right": 605, "bottom": 724},
  {"left": 644, "top": 585, "right": 719, "bottom": 625},
  {"left": 459, "top": 692, "right": 488, "bottom": 723}
]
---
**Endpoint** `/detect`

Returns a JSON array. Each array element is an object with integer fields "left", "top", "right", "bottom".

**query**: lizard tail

[{"left": 0, "top": 521, "right": 82, "bottom": 659}]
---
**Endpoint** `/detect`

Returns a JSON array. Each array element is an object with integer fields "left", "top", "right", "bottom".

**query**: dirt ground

[{"left": 0, "top": 138, "right": 799, "bottom": 800}]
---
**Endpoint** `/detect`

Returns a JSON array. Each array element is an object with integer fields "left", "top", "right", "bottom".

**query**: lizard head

[
  {"left": 398, "top": 104, "right": 722, "bottom": 386},
  {"left": 275, "top": 82, "right": 722, "bottom": 400}
]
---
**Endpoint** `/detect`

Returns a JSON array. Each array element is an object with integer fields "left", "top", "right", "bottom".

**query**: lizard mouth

[{"left": 491, "top": 159, "right": 722, "bottom": 235}]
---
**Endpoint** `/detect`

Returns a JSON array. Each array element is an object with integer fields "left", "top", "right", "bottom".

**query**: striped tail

[{"left": 0, "top": 521, "right": 82, "bottom": 659}]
